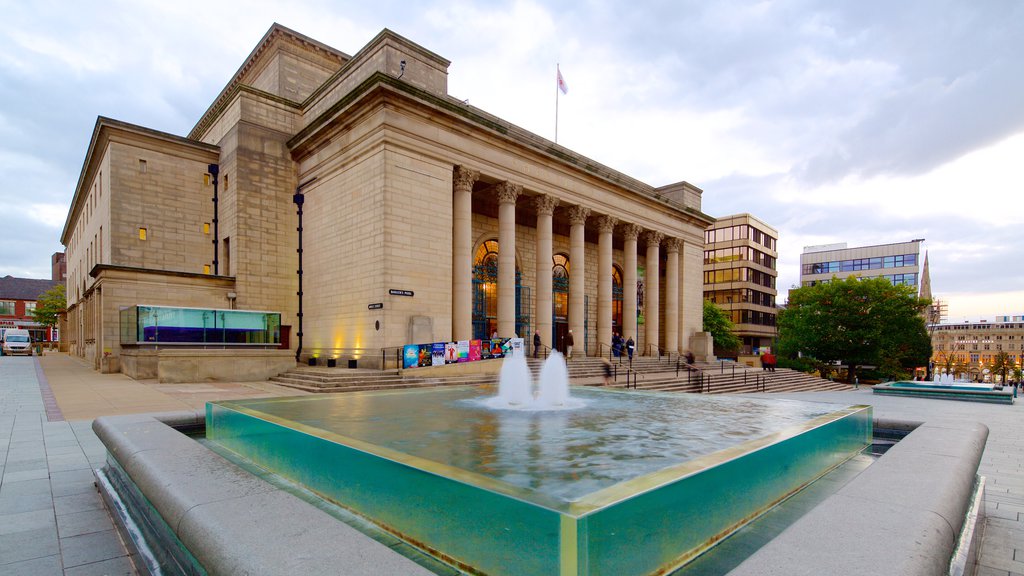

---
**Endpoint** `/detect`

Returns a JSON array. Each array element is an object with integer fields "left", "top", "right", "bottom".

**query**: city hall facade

[{"left": 61, "top": 24, "right": 714, "bottom": 375}]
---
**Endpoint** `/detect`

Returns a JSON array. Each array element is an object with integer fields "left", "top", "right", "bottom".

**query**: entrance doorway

[{"left": 552, "top": 254, "right": 569, "bottom": 353}]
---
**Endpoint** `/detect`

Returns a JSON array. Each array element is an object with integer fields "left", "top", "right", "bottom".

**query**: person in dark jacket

[
  {"left": 533, "top": 332, "right": 541, "bottom": 358},
  {"left": 566, "top": 330, "right": 575, "bottom": 359},
  {"left": 626, "top": 336, "right": 635, "bottom": 362}
]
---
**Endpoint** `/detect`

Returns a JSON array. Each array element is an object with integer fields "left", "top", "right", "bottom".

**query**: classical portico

[{"left": 450, "top": 167, "right": 708, "bottom": 358}]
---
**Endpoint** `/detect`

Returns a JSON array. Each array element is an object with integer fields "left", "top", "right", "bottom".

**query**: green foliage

[
  {"left": 775, "top": 355, "right": 817, "bottom": 374},
  {"left": 991, "top": 351, "right": 1014, "bottom": 383},
  {"left": 702, "top": 299, "right": 741, "bottom": 353},
  {"left": 777, "top": 276, "right": 932, "bottom": 383},
  {"left": 31, "top": 284, "right": 65, "bottom": 330}
]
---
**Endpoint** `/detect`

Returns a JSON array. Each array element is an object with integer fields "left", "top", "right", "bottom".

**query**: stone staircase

[{"left": 269, "top": 356, "right": 850, "bottom": 396}]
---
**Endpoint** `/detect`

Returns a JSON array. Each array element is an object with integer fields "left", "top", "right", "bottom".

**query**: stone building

[
  {"left": 703, "top": 214, "right": 778, "bottom": 356},
  {"left": 931, "top": 317, "right": 1024, "bottom": 380},
  {"left": 61, "top": 24, "right": 714, "bottom": 375}
]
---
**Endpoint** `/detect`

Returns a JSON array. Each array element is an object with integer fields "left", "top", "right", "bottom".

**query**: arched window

[{"left": 612, "top": 265, "right": 623, "bottom": 332}]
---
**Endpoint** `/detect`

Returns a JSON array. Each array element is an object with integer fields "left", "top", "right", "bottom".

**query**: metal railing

[{"left": 614, "top": 363, "right": 643, "bottom": 389}]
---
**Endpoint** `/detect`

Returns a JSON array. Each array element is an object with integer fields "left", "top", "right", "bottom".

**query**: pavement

[
  {"left": 0, "top": 353, "right": 306, "bottom": 576},
  {"left": 1, "top": 352, "right": 1021, "bottom": 575}
]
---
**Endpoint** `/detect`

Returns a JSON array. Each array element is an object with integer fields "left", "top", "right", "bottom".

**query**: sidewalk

[{"left": 0, "top": 353, "right": 306, "bottom": 576}]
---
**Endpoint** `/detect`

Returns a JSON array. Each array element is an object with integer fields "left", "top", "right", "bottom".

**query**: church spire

[{"left": 919, "top": 250, "right": 932, "bottom": 300}]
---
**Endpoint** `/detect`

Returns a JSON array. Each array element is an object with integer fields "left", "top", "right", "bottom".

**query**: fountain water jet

[{"left": 489, "top": 350, "right": 581, "bottom": 410}]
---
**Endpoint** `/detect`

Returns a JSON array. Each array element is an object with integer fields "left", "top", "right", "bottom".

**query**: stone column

[
  {"left": 644, "top": 231, "right": 664, "bottom": 354},
  {"left": 665, "top": 238, "right": 681, "bottom": 354},
  {"left": 534, "top": 195, "right": 558, "bottom": 350},
  {"left": 496, "top": 181, "right": 522, "bottom": 338},
  {"left": 622, "top": 223, "right": 641, "bottom": 348},
  {"left": 452, "top": 166, "right": 478, "bottom": 341},
  {"left": 595, "top": 215, "right": 618, "bottom": 355},
  {"left": 567, "top": 205, "right": 590, "bottom": 353}
]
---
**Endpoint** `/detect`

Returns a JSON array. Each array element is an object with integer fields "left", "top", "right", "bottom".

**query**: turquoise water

[
  {"left": 207, "top": 387, "right": 870, "bottom": 575},
  {"left": 890, "top": 381, "right": 993, "bottom": 391}
]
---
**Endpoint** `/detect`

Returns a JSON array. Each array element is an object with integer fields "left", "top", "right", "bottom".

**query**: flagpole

[{"left": 555, "top": 63, "right": 560, "bottom": 144}]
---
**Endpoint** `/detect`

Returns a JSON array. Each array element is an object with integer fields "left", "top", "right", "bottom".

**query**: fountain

[
  {"left": 198, "top": 362, "right": 870, "bottom": 575},
  {"left": 489, "top": 351, "right": 582, "bottom": 410}
]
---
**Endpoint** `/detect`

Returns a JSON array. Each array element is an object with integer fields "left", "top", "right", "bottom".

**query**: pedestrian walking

[
  {"left": 566, "top": 330, "right": 574, "bottom": 359},
  {"left": 602, "top": 358, "right": 613, "bottom": 386},
  {"left": 626, "top": 336, "right": 634, "bottom": 363},
  {"left": 533, "top": 331, "right": 541, "bottom": 358}
]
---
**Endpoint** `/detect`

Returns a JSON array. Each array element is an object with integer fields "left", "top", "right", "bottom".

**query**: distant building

[
  {"left": 930, "top": 316, "right": 1024, "bottom": 380},
  {"left": 800, "top": 240, "right": 923, "bottom": 289},
  {"left": 51, "top": 252, "right": 67, "bottom": 282},
  {"left": 703, "top": 214, "right": 778, "bottom": 356},
  {"left": 0, "top": 275, "right": 61, "bottom": 342}
]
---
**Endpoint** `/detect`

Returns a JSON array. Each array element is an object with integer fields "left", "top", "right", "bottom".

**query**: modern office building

[
  {"left": 930, "top": 316, "right": 1024, "bottom": 379},
  {"left": 61, "top": 23, "right": 714, "bottom": 376},
  {"left": 703, "top": 214, "right": 778, "bottom": 356},
  {"left": 800, "top": 240, "right": 923, "bottom": 289}
]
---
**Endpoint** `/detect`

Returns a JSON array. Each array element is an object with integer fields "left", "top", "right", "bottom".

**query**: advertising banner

[
  {"left": 432, "top": 343, "right": 446, "bottom": 366},
  {"left": 508, "top": 337, "right": 525, "bottom": 358},
  {"left": 489, "top": 338, "right": 505, "bottom": 359},
  {"left": 403, "top": 344, "right": 419, "bottom": 369},
  {"left": 418, "top": 344, "right": 432, "bottom": 367},
  {"left": 445, "top": 342, "right": 458, "bottom": 363},
  {"left": 468, "top": 339, "right": 482, "bottom": 362},
  {"left": 457, "top": 340, "right": 470, "bottom": 362}
]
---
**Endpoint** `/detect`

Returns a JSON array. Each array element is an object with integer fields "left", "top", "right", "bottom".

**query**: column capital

[
  {"left": 453, "top": 165, "right": 479, "bottom": 190},
  {"left": 665, "top": 237, "right": 682, "bottom": 254},
  {"left": 643, "top": 230, "right": 665, "bottom": 248},
  {"left": 495, "top": 181, "right": 522, "bottom": 205},
  {"left": 594, "top": 214, "right": 618, "bottom": 234},
  {"left": 621, "top": 222, "right": 643, "bottom": 241},
  {"left": 567, "top": 205, "right": 591, "bottom": 226},
  {"left": 534, "top": 194, "right": 559, "bottom": 215}
]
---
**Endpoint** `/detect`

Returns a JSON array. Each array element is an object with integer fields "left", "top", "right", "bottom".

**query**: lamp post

[{"left": 293, "top": 177, "right": 317, "bottom": 363}]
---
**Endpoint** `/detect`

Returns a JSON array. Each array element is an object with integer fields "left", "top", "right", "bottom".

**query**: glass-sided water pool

[
  {"left": 874, "top": 381, "right": 1014, "bottom": 404},
  {"left": 206, "top": 387, "right": 871, "bottom": 576}
]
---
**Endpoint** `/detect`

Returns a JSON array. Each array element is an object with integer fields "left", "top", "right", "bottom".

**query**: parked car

[{"left": 2, "top": 328, "right": 33, "bottom": 355}]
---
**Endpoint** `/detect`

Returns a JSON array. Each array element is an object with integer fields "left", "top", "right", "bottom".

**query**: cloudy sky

[{"left": 1, "top": 0, "right": 1021, "bottom": 321}]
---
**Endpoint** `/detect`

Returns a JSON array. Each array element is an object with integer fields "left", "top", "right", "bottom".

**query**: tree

[
  {"left": 990, "top": 351, "right": 1013, "bottom": 384},
  {"left": 776, "top": 276, "right": 931, "bottom": 383},
  {"left": 702, "top": 299, "right": 741, "bottom": 354},
  {"left": 31, "top": 284, "right": 66, "bottom": 339}
]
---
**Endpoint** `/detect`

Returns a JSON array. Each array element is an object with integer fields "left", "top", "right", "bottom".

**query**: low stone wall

[
  {"left": 92, "top": 413, "right": 434, "bottom": 575},
  {"left": 120, "top": 348, "right": 296, "bottom": 383},
  {"left": 729, "top": 418, "right": 989, "bottom": 576}
]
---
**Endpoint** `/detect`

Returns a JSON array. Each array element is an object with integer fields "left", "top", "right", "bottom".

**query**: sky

[{"left": 1, "top": 0, "right": 1021, "bottom": 322}]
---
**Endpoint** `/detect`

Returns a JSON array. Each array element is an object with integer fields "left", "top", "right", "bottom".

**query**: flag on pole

[{"left": 557, "top": 66, "right": 568, "bottom": 95}]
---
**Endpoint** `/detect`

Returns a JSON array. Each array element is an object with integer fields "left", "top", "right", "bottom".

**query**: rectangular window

[
  {"left": 139, "top": 159, "right": 147, "bottom": 173},
  {"left": 139, "top": 227, "right": 147, "bottom": 241},
  {"left": 0, "top": 300, "right": 15, "bottom": 315},
  {"left": 203, "top": 223, "right": 211, "bottom": 234},
  {"left": 223, "top": 237, "right": 230, "bottom": 275},
  {"left": 24, "top": 302, "right": 36, "bottom": 313}
]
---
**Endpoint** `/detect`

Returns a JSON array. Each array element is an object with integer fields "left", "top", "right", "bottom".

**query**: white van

[{"left": 2, "top": 328, "right": 33, "bottom": 355}]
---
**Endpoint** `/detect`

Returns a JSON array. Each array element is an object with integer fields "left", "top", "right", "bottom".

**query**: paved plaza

[{"left": 1, "top": 353, "right": 1021, "bottom": 575}]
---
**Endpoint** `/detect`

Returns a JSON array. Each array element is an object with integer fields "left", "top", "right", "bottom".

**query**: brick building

[
  {"left": 61, "top": 24, "right": 714, "bottom": 375},
  {"left": 0, "top": 275, "right": 61, "bottom": 343}
]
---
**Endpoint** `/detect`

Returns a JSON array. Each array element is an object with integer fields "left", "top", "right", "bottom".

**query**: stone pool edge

[
  {"left": 728, "top": 417, "right": 989, "bottom": 576},
  {"left": 92, "top": 412, "right": 988, "bottom": 576},
  {"left": 92, "top": 410, "right": 436, "bottom": 576}
]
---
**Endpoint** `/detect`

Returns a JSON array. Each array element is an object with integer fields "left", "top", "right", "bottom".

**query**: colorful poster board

[
  {"left": 403, "top": 344, "right": 419, "bottom": 369},
  {"left": 488, "top": 339, "right": 505, "bottom": 359},
  {"left": 457, "top": 340, "right": 470, "bottom": 362},
  {"left": 432, "top": 343, "right": 446, "bottom": 366},
  {"left": 445, "top": 342, "right": 458, "bottom": 364},
  {"left": 468, "top": 340, "right": 482, "bottom": 362},
  {"left": 508, "top": 337, "right": 525, "bottom": 358},
  {"left": 418, "top": 344, "right": 432, "bottom": 368}
]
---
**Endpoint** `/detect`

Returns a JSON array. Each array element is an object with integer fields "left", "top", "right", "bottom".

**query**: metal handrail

[{"left": 614, "top": 363, "right": 643, "bottom": 389}]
